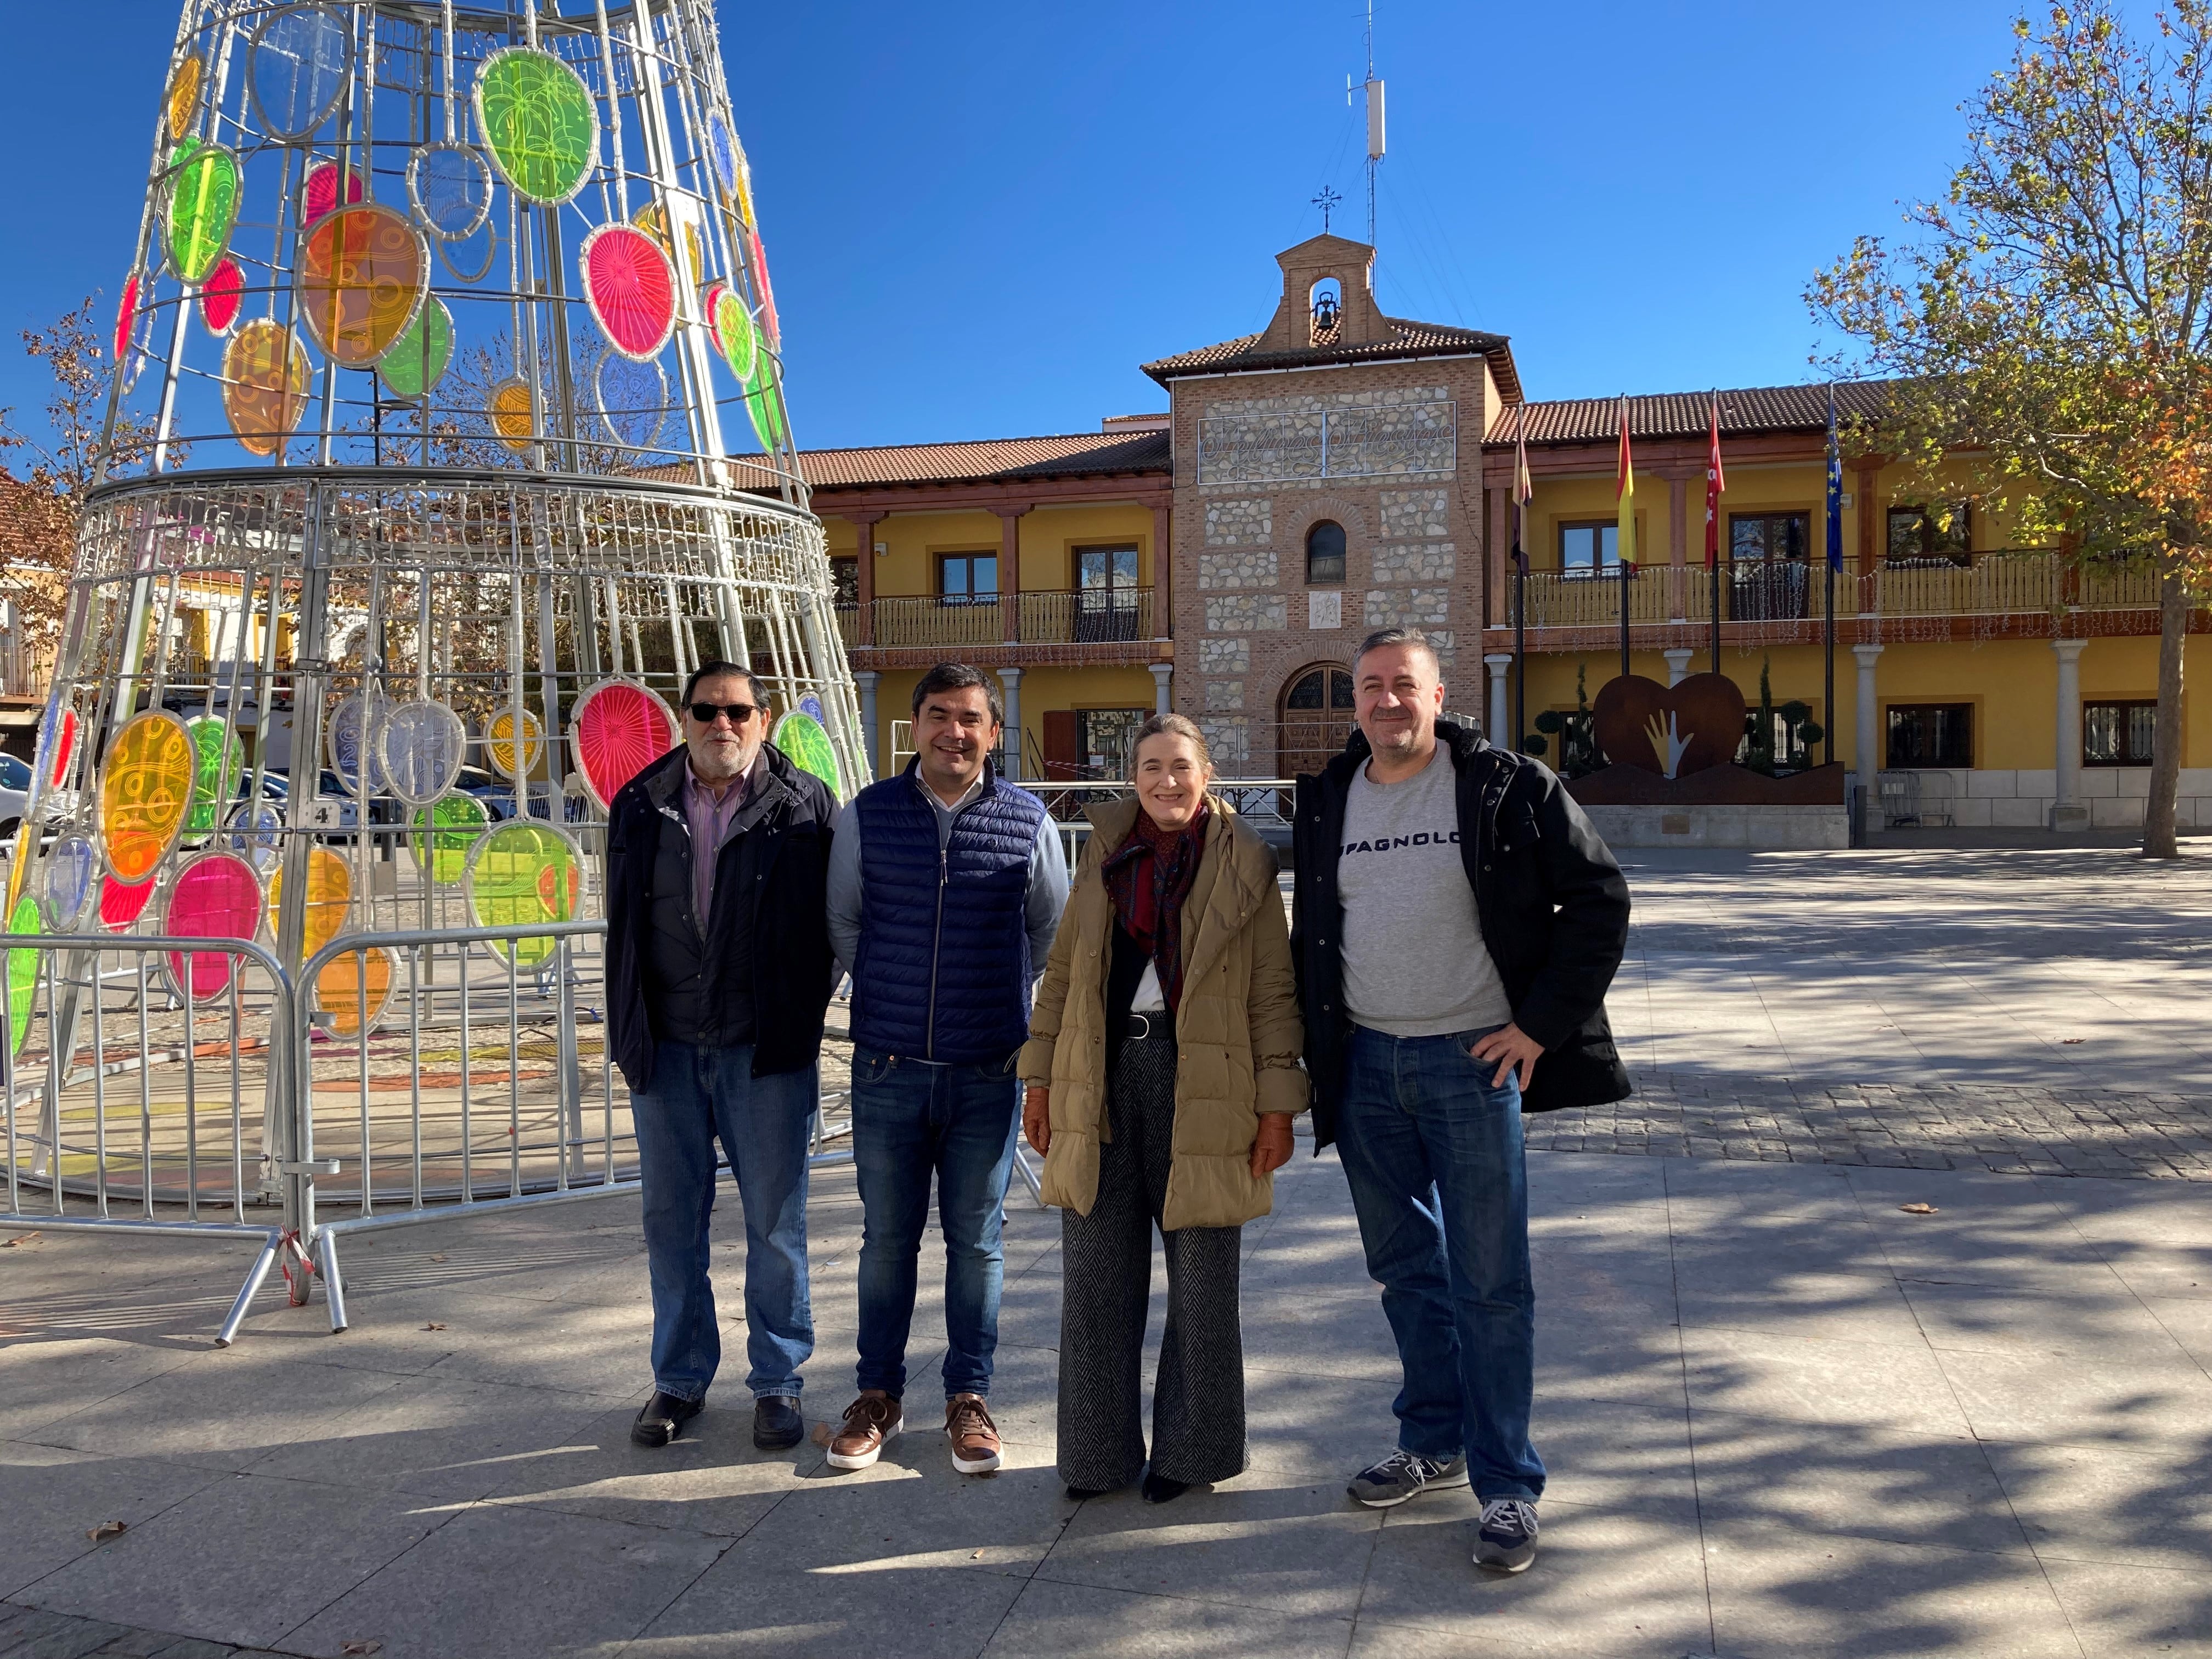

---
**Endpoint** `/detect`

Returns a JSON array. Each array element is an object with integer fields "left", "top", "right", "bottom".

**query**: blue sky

[{"left": 0, "top": 1, "right": 2068, "bottom": 459}]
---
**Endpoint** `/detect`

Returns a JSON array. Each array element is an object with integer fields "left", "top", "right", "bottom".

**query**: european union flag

[{"left": 1825, "top": 386, "right": 1844, "bottom": 573}]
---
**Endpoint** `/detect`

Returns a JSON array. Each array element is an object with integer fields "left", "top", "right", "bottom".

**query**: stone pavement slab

[{"left": 6, "top": 1144, "right": 2211, "bottom": 1658}]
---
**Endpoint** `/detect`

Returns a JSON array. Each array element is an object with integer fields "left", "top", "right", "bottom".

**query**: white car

[{"left": 0, "top": 752, "right": 32, "bottom": 840}]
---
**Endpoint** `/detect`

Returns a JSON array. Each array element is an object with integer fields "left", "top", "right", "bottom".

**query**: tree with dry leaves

[
  {"left": 0, "top": 295, "right": 170, "bottom": 662},
  {"left": 1812, "top": 1, "right": 2212, "bottom": 858}
]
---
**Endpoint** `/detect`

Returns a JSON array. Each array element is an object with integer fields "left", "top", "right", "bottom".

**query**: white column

[
  {"left": 2051, "top": 638, "right": 2088, "bottom": 831},
  {"left": 854, "top": 669, "right": 880, "bottom": 781},
  {"left": 1662, "top": 647, "right": 1694, "bottom": 687},
  {"left": 1483, "top": 652, "right": 1513, "bottom": 742},
  {"left": 1853, "top": 644, "right": 1884, "bottom": 785},
  {"left": 1148, "top": 662, "right": 1173, "bottom": 715},
  {"left": 996, "top": 666, "right": 1024, "bottom": 781}
]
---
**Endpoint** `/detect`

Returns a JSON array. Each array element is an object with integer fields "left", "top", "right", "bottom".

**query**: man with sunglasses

[{"left": 605, "top": 660, "right": 839, "bottom": 1454}]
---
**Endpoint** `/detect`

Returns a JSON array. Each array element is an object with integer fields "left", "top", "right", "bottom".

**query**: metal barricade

[
  {"left": 1, "top": 931, "right": 306, "bottom": 1346},
  {"left": 291, "top": 919, "right": 860, "bottom": 1335}
]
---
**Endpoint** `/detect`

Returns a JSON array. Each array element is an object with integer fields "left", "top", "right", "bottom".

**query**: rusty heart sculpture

[{"left": 1590, "top": 673, "right": 1748, "bottom": 778}]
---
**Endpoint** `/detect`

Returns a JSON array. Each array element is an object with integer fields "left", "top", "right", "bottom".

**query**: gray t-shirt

[{"left": 1337, "top": 743, "right": 1511, "bottom": 1037}]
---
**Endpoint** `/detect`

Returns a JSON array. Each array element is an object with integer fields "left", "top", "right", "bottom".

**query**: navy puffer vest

[{"left": 851, "top": 765, "right": 1048, "bottom": 1064}]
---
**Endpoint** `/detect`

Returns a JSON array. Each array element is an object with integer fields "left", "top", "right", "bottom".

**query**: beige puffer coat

[{"left": 1019, "top": 795, "right": 1306, "bottom": 1231}]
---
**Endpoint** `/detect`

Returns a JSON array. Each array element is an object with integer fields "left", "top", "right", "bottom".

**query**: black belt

[{"left": 1119, "top": 1012, "right": 1173, "bottom": 1042}]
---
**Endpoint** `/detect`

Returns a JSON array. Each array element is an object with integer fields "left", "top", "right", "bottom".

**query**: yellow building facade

[{"left": 795, "top": 233, "right": 2206, "bottom": 833}]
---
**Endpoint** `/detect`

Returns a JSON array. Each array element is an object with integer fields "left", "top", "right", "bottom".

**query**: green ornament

[
  {"left": 411, "top": 790, "right": 488, "bottom": 887},
  {"left": 380, "top": 296, "right": 454, "bottom": 399},
  {"left": 474, "top": 48, "right": 598, "bottom": 205},
  {"left": 183, "top": 716, "right": 245, "bottom": 838},
  {"left": 5, "top": 892, "right": 39, "bottom": 1058},
  {"left": 166, "top": 143, "right": 239, "bottom": 284},
  {"left": 716, "top": 289, "right": 757, "bottom": 383},
  {"left": 743, "top": 357, "right": 789, "bottom": 454},
  {"left": 773, "top": 709, "right": 840, "bottom": 798}
]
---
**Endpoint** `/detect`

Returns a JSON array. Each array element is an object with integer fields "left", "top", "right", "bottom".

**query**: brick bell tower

[{"left": 1258, "top": 234, "right": 1392, "bottom": 352}]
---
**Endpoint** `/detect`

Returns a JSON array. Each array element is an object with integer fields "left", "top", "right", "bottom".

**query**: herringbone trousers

[{"left": 1056, "top": 1034, "right": 1247, "bottom": 1490}]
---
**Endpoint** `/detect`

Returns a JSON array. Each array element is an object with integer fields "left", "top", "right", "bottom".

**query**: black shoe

[
  {"left": 1065, "top": 1484, "right": 1116, "bottom": 1501},
  {"left": 753, "top": 1394, "right": 804, "bottom": 1451},
  {"left": 1141, "top": 1472, "right": 1190, "bottom": 1504},
  {"left": 631, "top": 1390, "right": 702, "bottom": 1447}
]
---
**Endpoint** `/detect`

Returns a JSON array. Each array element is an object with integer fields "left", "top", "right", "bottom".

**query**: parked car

[{"left": 0, "top": 752, "right": 32, "bottom": 841}]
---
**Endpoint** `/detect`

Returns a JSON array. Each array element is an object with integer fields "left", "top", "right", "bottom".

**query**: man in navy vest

[
  {"left": 605, "top": 661, "right": 838, "bottom": 1455},
  {"left": 824, "top": 662, "right": 1069, "bottom": 1476}
]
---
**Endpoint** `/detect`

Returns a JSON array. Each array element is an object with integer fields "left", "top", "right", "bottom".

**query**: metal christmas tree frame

[{"left": 2, "top": 2, "right": 862, "bottom": 1301}]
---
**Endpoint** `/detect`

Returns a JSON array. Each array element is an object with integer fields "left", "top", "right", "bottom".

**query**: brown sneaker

[
  {"left": 826, "top": 1390, "right": 903, "bottom": 1471},
  {"left": 946, "top": 1392, "right": 1002, "bottom": 1475}
]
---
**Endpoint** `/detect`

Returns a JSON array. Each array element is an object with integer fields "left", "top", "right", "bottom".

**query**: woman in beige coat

[{"left": 1020, "top": 713, "right": 1305, "bottom": 1503}]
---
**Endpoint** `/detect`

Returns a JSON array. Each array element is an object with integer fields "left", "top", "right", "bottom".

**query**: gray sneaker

[
  {"left": 1475, "top": 1498, "right": 1539, "bottom": 1572},
  {"left": 1347, "top": 1449, "right": 1470, "bottom": 1508}
]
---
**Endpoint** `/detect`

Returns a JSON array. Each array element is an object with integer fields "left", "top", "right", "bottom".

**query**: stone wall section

[
  {"left": 1168, "top": 353, "right": 1499, "bottom": 770},
  {"left": 1197, "top": 550, "right": 1278, "bottom": 590},
  {"left": 1204, "top": 498, "right": 1273, "bottom": 546}
]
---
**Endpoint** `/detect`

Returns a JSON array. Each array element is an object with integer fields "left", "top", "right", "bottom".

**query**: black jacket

[
  {"left": 1291, "top": 722, "right": 1632, "bottom": 1146},
  {"left": 605, "top": 743, "right": 837, "bottom": 1091}
]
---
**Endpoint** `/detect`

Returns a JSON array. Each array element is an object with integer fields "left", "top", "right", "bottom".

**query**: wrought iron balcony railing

[{"left": 845, "top": 588, "right": 1155, "bottom": 651}]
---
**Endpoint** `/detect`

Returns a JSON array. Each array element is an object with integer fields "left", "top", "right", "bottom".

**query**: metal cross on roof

[{"left": 1311, "top": 185, "right": 1342, "bottom": 234}]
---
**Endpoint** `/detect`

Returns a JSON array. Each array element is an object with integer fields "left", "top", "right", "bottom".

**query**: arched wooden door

[{"left": 1277, "top": 662, "right": 1355, "bottom": 778}]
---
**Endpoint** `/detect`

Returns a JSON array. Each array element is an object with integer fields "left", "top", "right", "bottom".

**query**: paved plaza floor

[{"left": 3, "top": 845, "right": 2210, "bottom": 1658}]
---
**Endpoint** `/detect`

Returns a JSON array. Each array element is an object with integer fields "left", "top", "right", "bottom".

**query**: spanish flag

[{"left": 1615, "top": 398, "right": 1636, "bottom": 570}]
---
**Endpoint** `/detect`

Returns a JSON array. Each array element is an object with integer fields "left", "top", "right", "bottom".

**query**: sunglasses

[{"left": 687, "top": 701, "right": 760, "bottom": 725}]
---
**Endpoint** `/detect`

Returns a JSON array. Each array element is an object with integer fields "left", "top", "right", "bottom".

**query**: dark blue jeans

[
  {"left": 631, "top": 1040, "right": 816, "bottom": 1402},
  {"left": 850, "top": 1046, "right": 1020, "bottom": 1399},
  {"left": 1335, "top": 1022, "right": 1545, "bottom": 1502}
]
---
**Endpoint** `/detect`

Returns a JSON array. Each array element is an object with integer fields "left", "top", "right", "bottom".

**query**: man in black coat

[
  {"left": 1291, "top": 628, "right": 1630, "bottom": 1575},
  {"left": 604, "top": 661, "right": 838, "bottom": 1454}
]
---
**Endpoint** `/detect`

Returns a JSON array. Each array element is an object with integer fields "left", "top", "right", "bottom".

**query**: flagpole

[
  {"left": 1616, "top": 396, "right": 1633, "bottom": 682},
  {"left": 1620, "top": 548, "right": 1632, "bottom": 682},
  {"left": 1707, "top": 392, "right": 1723, "bottom": 675},
  {"left": 1824, "top": 384, "right": 1842, "bottom": 768},
  {"left": 1514, "top": 504, "right": 1527, "bottom": 753},
  {"left": 1825, "top": 562, "right": 1837, "bottom": 766}
]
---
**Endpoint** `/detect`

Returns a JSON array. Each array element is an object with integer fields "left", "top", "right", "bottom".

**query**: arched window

[
  {"left": 1306, "top": 520, "right": 1346, "bottom": 585},
  {"left": 1277, "top": 663, "right": 1356, "bottom": 777}
]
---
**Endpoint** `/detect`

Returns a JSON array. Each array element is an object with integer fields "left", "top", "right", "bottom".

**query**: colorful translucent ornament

[
  {"left": 250, "top": 5, "right": 352, "bottom": 140},
  {"left": 747, "top": 227, "right": 780, "bottom": 347},
  {"left": 223, "top": 319, "right": 312, "bottom": 456},
  {"left": 298, "top": 204, "right": 428, "bottom": 368},
  {"left": 300, "top": 157, "right": 366, "bottom": 228},
  {"left": 408, "top": 143, "right": 493, "bottom": 240},
  {"left": 166, "top": 52, "right": 204, "bottom": 142},
  {"left": 317, "top": 945, "right": 397, "bottom": 1037},
  {"left": 715, "top": 287, "right": 757, "bottom": 384},
  {"left": 374, "top": 699, "right": 467, "bottom": 806},
  {"left": 474, "top": 47, "right": 598, "bottom": 205},
  {"left": 580, "top": 224, "right": 678, "bottom": 362},
  {"left": 163, "top": 852, "right": 263, "bottom": 1002},
  {"left": 773, "top": 709, "right": 841, "bottom": 798},
  {"left": 267, "top": 844, "right": 351, "bottom": 963},
  {"left": 326, "top": 690, "right": 388, "bottom": 795},
  {"left": 4, "top": 893, "right": 38, "bottom": 1058},
  {"left": 743, "top": 357, "right": 789, "bottom": 454},
  {"left": 182, "top": 715, "right": 246, "bottom": 839},
  {"left": 200, "top": 256, "right": 244, "bottom": 335},
  {"left": 464, "top": 820, "right": 583, "bottom": 967},
  {"left": 413, "top": 792, "right": 488, "bottom": 887},
  {"left": 100, "top": 874, "right": 156, "bottom": 930},
  {"left": 98, "top": 710, "right": 194, "bottom": 884},
  {"left": 593, "top": 352, "right": 666, "bottom": 452},
  {"left": 706, "top": 111, "right": 739, "bottom": 197},
  {"left": 36, "top": 705, "right": 79, "bottom": 789},
  {"left": 378, "top": 296, "right": 453, "bottom": 400},
  {"left": 570, "top": 680, "right": 675, "bottom": 810},
  {"left": 166, "top": 143, "right": 239, "bottom": 284},
  {"left": 484, "top": 707, "right": 544, "bottom": 780},
  {"left": 225, "top": 799, "right": 285, "bottom": 873},
  {"left": 488, "top": 378, "right": 534, "bottom": 454},
  {"left": 43, "top": 834, "right": 98, "bottom": 930}
]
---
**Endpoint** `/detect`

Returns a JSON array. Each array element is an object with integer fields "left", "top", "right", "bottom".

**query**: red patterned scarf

[{"left": 1102, "top": 802, "right": 1208, "bottom": 1014}]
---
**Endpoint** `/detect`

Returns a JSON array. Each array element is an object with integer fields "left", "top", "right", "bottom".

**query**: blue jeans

[
  {"left": 631, "top": 1040, "right": 816, "bottom": 1401},
  {"left": 1335, "top": 1022, "right": 1545, "bottom": 1502},
  {"left": 850, "top": 1046, "right": 1020, "bottom": 1399}
]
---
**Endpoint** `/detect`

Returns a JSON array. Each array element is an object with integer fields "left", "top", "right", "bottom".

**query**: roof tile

[
  {"left": 794, "top": 429, "right": 1170, "bottom": 490},
  {"left": 1141, "top": 316, "right": 1520, "bottom": 399},
  {"left": 1491, "top": 381, "right": 1893, "bottom": 445}
]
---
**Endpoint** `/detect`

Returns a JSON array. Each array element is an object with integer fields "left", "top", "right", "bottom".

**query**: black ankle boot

[{"left": 1141, "top": 1472, "right": 1190, "bottom": 1504}]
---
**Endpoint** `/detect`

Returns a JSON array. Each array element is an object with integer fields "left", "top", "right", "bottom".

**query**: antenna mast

[{"left": 1362, "top": 1, "right": 1384, "bottom": 248}]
